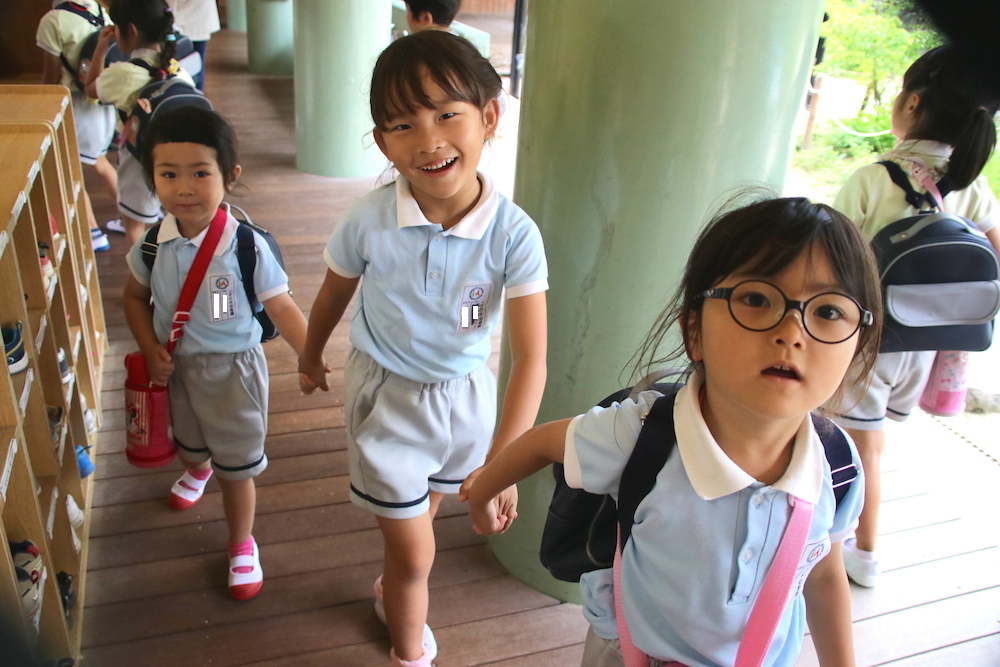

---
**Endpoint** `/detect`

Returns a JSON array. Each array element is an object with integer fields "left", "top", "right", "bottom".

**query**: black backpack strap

[
  {"left": 235, "top": 223, "right": 259, "bottom": 312},
  {"left": 129, "top": 57, "right": 172, "bottom": 81},
  {"left": 811, "top": 414, "right": 857, "bottom": 510},
  {"left": 878, "top": 160, "right": 952, "bottom": 210},
  {"left": 617, "top": 393, "right": 678, "bottom": 547},
  {"left": 56, "top": 2, "right": 106, "bottom": 29},
  {"left": 140, "top": 223, "right": 162, "bottom": 272}
]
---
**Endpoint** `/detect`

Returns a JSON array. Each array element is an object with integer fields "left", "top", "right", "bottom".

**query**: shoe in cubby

[{"left": 3, "top": 322, "right": 28, "bottom": 375}]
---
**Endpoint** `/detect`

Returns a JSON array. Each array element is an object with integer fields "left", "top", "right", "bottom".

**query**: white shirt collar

[
  {"left": 674, "top": 370, "right": 824, "bottom": 503},
  {"left": 395, "top": 171, "right": 499, "bottom": 240},
  {"left": 156, "top": 203, "right": 238, "bottom": 257},
  {"left": 130, "top": 47, "right": 161, "bottom": 60},
  {"left": 892, "top": 138, "right": 953, "bottom": 159}
]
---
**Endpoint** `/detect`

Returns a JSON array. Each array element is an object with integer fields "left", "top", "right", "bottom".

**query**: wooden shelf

[{"left": 0, "top": 85, "right": 106, "bottom": 664}]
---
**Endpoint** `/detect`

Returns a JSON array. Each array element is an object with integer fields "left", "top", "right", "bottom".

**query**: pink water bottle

[{"left": 919, "top": 351, "right": 968, "bottom": 417}]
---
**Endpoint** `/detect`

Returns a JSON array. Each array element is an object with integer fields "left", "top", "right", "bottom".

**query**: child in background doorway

[
  {"left": 466, "top": 195, "right": 881, "bottom": 667},
  {"left": 298, "top": 31, "right": 548, "bottom": 667},
  {"left": 84, "top": 0, "right": 197, "bottom": 248},
  {"left": 123, "top": 106, "right": 308, "bottom": 600},
  {"left": 36, "top": 0, "right": 117, "bottom": 251},
  {"left": 832, "top": 45, "right": 1000, "bottom": 588},
  {"left": 405, "top": 0, "right": 461, "bottom": 32}
]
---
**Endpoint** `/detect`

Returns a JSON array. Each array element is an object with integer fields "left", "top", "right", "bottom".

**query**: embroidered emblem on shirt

[
  {"left": 209, "top": 273, "right": 237, "bottom": 322},
  {"left": 458, "top": 283, "right": 491, "bottom": 333}
]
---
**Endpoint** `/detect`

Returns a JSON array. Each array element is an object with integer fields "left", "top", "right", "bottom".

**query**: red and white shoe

[
  {"left": 229, "top": 538, "right": 263, "bottom": 600},
  {"left": 374, "top": 576, "right": 437, "bottom": 663},
  {"left": 169, "top": 470, "right": 212, "bottom": 510}
]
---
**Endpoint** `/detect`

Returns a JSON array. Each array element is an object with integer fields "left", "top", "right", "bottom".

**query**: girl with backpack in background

[
  {"left": 83, "top": 0, "right": 196, "bottom": 247},
  {"left": 123, "top": 106, "right": 309, "bottom": 600},
  {"left": 832, "top": 45, "right": 1000, "bottom": 588},
  {"left": 36, "top": 0, "right": 116, "bottom": 252},
  {"left": 465, "top": 195, "right": 880, "bottom": 667},
  {"left": 298, "top": 30, "right": 548, "bottom": 667}
]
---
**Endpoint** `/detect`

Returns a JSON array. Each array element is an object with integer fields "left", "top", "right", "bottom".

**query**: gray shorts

[
  {"left": 117, "top": 147, "right": 161, "bottom": 223},
  {"left": 169, "top": 346, "right": 269, "bottom": 480},
  {"left": 71, "top": 91, "right": 115, "bottom": 165},
  {"left": 833, "top": 350, "right": 936, "bottom": 431},
  {"left": 581, "top": 626, "right": 670, "bottom": 667},
  {"left": 344, "top": 348, "right": 497, "bottom": 520}
]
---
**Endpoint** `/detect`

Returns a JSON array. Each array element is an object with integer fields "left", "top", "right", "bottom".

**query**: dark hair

[
  {"left": 634, "top": 192, "right": 883, "bottom": 408},
  {"left": 901, "top": 44, "right": 1000, "bottom": 190},
  {"left": 109, "top": 0, "right": 176, "bottom": 71},
  {"left": 405, "top": 0, "right": 461, "bottom": 27},
  {"left": 370, "top": 30, "right": 501, "bottom": 130},
  {"left": 140, "top": 107, "right": 241, "bottom": 189}
]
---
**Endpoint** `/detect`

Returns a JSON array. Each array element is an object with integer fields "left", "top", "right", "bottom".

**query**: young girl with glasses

[{"left": 463, "top": 195, "right": 882, "bottom": 667}]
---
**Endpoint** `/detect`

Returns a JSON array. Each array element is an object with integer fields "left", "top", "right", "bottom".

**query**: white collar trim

[
  {"left": 130, "top": 48, "right": 161, "bottom": 60},
  {"left": 892, "top": 138, "right": 953, "bottom": 159},
  {"left": 395, "top": 171, "right": 499, "bottom": 240},
  {"left": 156, "top": 203, "right": 238, "bottom": 257},
  {"left": 674, "top": 370, "right": 824, "bottom": 503}
]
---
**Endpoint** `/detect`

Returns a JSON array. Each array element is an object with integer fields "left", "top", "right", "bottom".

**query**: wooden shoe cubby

[{"left": 0, "top": 84, "right": 107, "bottom": 663}]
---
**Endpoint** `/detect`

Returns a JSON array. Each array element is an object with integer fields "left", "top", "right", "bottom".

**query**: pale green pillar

[
  {"left": 293, "top": 0, "right": 390, "bottom": 177},
  {"left": 247, "top": 0, "right": 294, "bottom": 75},
  {"left": 491, "top": 1, "right": 825, "bottom": 602},
  {"left": 227, "top": 0, "right": 247, "bottom": 31}
]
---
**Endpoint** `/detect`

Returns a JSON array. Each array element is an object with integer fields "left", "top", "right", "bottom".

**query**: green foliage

[{"left": 822, "top": 0, "right": 941, "bottom": 114}]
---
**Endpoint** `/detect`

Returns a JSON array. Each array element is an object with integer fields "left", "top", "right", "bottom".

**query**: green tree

[{"left": 822, "top": 0, "right": 940, "bottom": 114}]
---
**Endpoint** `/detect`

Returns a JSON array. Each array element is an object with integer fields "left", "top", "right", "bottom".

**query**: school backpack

[
  {"left": 54, "top": 2, "right": 127, "bottom": 94},
  {"left": 140, "top": 205, "right": 286, "bottom": 343},
  {"left": 121, "top": 58, "right": 212, "bottom": 159},
  {"left": 871, "top": 160, "right": 1000, "bottom": 353},
  {"left": 538, "top": 371, "right": 859, "bottom": 583}
]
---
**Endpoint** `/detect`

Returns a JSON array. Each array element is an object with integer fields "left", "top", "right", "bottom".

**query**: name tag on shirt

[
  {"left": 209, "top": 273, "right": 238, "bottom": 322},
  {"left": 457, "top": 283, "right": 491, "bottom": 333}
]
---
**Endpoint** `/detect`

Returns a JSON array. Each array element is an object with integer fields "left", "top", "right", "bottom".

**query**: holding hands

[{"left": 459, "top": 466, "right": 519, "bottom": 535}]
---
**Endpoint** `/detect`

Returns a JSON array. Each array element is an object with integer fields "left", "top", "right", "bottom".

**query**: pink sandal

[{"left": 229, "top": 538, "right": 263, "bottom": 600}]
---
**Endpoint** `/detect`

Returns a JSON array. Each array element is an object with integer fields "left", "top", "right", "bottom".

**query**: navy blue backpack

[{"left": 871, "top": 161, "right": 1000, "bottom": 352}]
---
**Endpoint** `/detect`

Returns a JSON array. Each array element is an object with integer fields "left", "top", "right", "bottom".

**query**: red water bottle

[{"left": 124, "top": 351, "right": 176, "bottom": 468}]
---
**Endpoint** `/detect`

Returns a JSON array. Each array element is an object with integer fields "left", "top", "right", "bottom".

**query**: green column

[
  {"left": 246, "top": 0, "right": 294, "bottom": 75},
  {"left": 227, "top": 0, "right": 247, "bottom": 31},
  {"left": 491, "top": 0, "right": 825, "bottom": 602},
  {"left": 292, "top": 0, "right": 390, "bottom": 177}
]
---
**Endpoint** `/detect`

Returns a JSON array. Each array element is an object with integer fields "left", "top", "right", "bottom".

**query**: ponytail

[
  {"left": 901, "top": 45, "right": 999, "bottom": 190},
  {"left": 159, "top": 28, "right": 177, "bottom": 72},
  {"left": 947, "top": 106, "right": 998, "bottom": 190}
]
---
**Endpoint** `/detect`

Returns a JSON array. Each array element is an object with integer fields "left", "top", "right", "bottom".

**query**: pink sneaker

[{"left": 374, "top": 576, "right": 438, "bottom": 663}]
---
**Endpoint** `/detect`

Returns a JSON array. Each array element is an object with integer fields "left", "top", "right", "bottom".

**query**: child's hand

[
  {"left": 96, "top": 26, "right": 115, "bottom": 49},
  {"left": 459, "top": 467, "right": 518, "bottom": 535},
  {"left": 144, "top": 345, "right": 174, "bottom": 386},
  {"left": 298, "top": 355, "right": 330, "bottom": 394}
]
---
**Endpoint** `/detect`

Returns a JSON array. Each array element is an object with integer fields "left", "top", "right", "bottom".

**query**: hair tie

[
  {"left": 165, "top": 7, "right": 172, "bottom": 12},
  {"left": 165, "top": 33, "right": 177, "bottom": 42}
]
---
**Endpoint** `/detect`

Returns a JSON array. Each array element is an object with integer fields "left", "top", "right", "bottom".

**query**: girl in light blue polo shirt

[
  {"left": 466, "top": 195, "right": 882, "bottom": 667},
  {"left": 299, "top": 31, "right": 548, "bottom": 667}
]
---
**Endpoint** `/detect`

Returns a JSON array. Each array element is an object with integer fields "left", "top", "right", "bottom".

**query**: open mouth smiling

[
  {"left": 762, "top": 364, "right": 801, "bottom": 381},
  {"left": 420, "top": 157, "right": 457, "bottom": 172}
]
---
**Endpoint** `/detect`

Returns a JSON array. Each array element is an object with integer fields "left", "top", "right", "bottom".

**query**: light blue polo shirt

[
  {"left": 566, "top": 370, "right": 864, "bottom": 667},
  {"left": 325, "top": 172, "right": 548, "bottom": 383},
  {"left": 127, "top": 205, "right": 289, "bottom": 355}
]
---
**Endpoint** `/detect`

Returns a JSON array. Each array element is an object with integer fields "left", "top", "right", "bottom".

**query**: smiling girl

[{"left": 298, "top": 31, "right": 549, "bottom": 667}]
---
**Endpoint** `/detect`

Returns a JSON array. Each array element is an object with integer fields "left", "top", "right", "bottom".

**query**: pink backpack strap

[
  {"left": 613, "top": 498, "right": 814, "bottom": 667},
  {"left": 906, "top": 157, "right": 947, "bottom": 213},
  {"left": 734, "top": 497, "right": 814, "bottom": 667}
]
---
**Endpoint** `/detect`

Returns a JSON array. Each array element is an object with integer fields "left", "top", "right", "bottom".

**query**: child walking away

[
  {"left": 404, "top": 0, "right": 461, "bottom": 32},
  {"left": 465, "top": 195, "right": 882, "bottom": 667},
  {"left": 832, "top": 45, "right": 1000, "bottom": 588},
  {"left": 298, "top": 31, "right": 548, "bottom": 667},
  {"left": 123, "top": 107, "right": 308, "bottom": 600},
  {"left": 84, "top": 0, "right": 198, "bottom": 248},
  {"left": 36, "top": 0, "right": 118, "bottom": 251}
]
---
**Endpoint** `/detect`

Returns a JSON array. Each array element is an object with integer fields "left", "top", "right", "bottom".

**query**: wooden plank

[
  {"left": 481, "top": 644, "right": 586, "bottom": 666},
  {"left": 877, "top": 634, "right": 1000, "bottom": 666},
  {"left": 83, "top": 545, "right": 505, "bottom": 647},
  {"left": 84, "top": 514, "right": 485, "bottom": 606}
]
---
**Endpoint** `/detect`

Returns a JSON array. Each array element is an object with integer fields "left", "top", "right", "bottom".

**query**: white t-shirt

[{"left": 166, "top": 0, "right": 221, "bottom": 41}]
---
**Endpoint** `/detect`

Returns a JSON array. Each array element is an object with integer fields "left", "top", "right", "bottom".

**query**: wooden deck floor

[{"left": 81, "top": 30, "right": 1000, "bottom": 667}]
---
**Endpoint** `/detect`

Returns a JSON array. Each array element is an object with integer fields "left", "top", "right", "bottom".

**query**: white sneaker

[
  {"left": 104, "top": 218, "right": 126, "bottom": 234},
  {"left": 843, "top": 538, "right": 880, "bottom": 587},
  {"left": 91, "top": 227, "right": 111, "bottom": 251}
]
